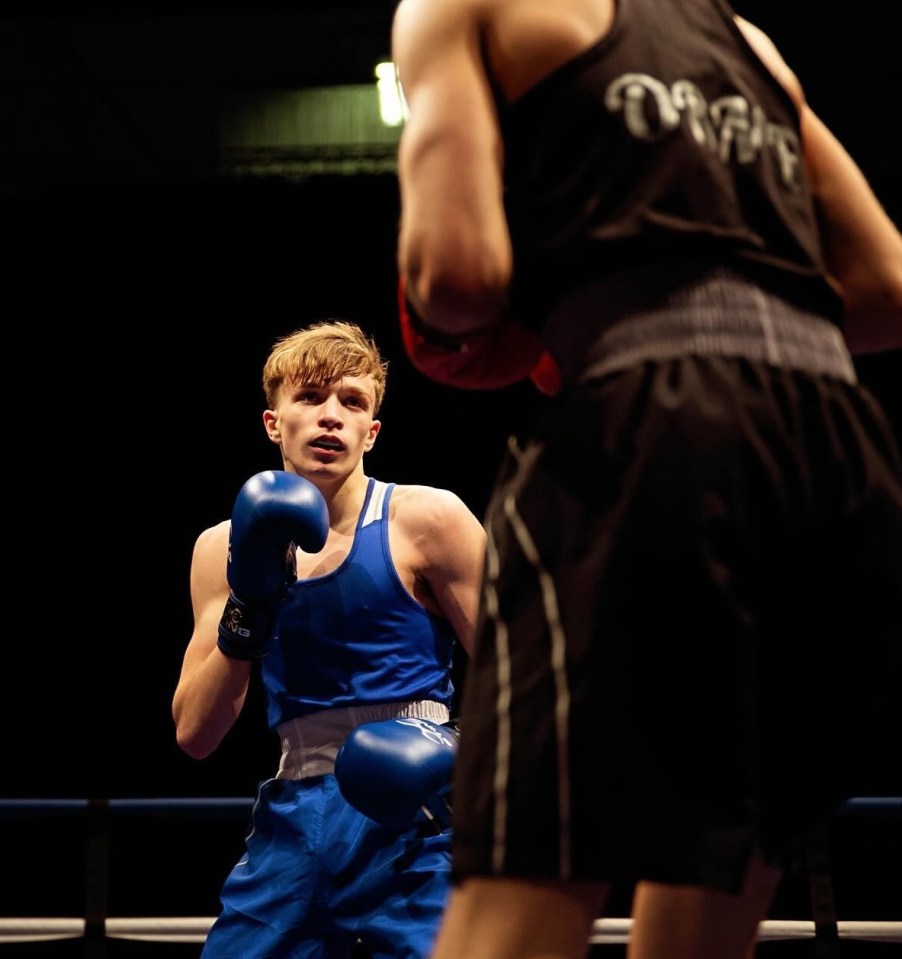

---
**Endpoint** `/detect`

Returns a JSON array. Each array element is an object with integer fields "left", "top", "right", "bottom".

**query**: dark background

[{"left": 2, "top": 1, "right": 900, "bottom": 951}]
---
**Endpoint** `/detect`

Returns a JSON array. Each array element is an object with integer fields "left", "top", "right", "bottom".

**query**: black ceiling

[{"left": 2, "top": 1, "right": 899, "bottom": 212}]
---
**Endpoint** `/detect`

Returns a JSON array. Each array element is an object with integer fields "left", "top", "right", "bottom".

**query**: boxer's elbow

[
  {"left": 172, "top": 693, "right": 235, "bottom": 760},
  {"left": 405, "top": 251, "right": 511, "bottom": 336}
]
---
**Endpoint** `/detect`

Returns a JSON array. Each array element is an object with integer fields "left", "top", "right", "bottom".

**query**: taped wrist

[
  {"left": 402, "top": 297, "right": 469, "bottom": 353},
  {"left": 217, "top": 592, "right": 273, "bottom": 660}
]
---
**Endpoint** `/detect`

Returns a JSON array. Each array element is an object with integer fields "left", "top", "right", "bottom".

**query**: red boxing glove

[
  {"left": 398, "top": 276, "right": 546, "bottom": 391},
  {"left": 529, "top": 350, "right": 561, "bottom": 396}
]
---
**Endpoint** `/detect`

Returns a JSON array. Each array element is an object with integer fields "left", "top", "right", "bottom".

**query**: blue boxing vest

[{"left": 261, "top": 477, "right": 458, "bottom": 729}]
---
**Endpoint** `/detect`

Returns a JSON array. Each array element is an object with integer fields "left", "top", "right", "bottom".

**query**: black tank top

[{"left": 499, "top": 0, "right": 842, "bottom": 330}]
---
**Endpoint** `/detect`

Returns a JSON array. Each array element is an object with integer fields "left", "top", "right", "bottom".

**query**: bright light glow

[{"left": 375, "top": 61, "right": 409, "bottom": 127}]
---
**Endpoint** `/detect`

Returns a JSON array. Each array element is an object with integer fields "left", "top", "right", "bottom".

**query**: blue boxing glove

[
  {"left": 217, "top": 470, "right": 329, "bottom": 661},
  {"left": 335, "top": 717, "right": 460, "bottom": 832}
]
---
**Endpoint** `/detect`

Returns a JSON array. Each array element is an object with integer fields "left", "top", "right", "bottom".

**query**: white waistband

[{"left": 275, "top": 700, "right": 451, "bottom": 780}]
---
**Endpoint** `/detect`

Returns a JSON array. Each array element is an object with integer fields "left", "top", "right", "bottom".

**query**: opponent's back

[{"left": 493, "top": 0, "right": 838, "bottom": 330}]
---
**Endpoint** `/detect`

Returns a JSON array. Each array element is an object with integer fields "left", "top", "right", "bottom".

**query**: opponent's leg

[
  {"left": 628, "top": 850, "right": 782, "bottom": 959},
  {"left": 430, "top": 877, "right": 609, "bottom": 959}
]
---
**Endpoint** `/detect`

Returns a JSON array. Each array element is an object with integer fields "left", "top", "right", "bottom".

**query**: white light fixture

[{"left": 375, "top": 61, "right": 409, "bottom": 127}]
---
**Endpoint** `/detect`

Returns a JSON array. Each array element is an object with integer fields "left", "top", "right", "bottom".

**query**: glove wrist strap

[{"left": 217, "top": 592, "right": 272, "bottom": 661}]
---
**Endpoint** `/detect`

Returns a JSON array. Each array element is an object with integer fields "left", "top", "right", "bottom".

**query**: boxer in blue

[{"left": 172, "top": 319, "right": 486, "bottom": 958}]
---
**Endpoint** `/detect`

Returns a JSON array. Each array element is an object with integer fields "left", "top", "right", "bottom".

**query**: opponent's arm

[
  {"left": 737, "top": 15, "right": 902, "bottom": 354},
  {"left": 800, "top": 109, "right": 902, "bottom": 353},
  {"left": 394, "top": 2, "right": 563, "bottom": 392},
  {"left": 394, "top": 0, "right": 512, "bottom": 336}
]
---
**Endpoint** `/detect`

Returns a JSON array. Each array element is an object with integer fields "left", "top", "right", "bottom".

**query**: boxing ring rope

[
  {"left": 4, "top": 916, "right": 901, "bottom": 945},
  {"left": 2, "top": 796, "right": 900, "bottom": 946}
]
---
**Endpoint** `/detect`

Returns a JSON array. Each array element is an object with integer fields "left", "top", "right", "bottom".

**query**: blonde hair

[{"left": 262, "top": 319, "right": 389, "bottom": 413}]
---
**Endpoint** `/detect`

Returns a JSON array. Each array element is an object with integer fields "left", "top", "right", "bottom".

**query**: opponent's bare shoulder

[
  {"left": 734, "top": 14, "right": 804, "bottom": 107},
  {"left": 394, "top": 0, "right": 616, "bottom": 101}
]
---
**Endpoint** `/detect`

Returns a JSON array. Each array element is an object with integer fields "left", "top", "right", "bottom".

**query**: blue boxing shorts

[{"left": 201, "top": 775, "right": 452, "bottom": 959}]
